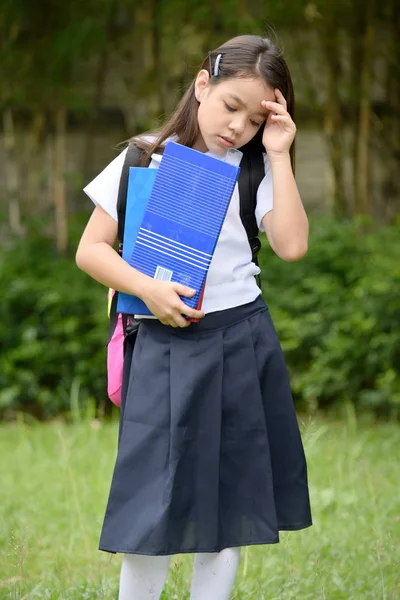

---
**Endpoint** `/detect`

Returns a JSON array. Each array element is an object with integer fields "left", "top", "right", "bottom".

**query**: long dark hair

[{"left": 134, "top": 35, "right": 295, "bottom": 170}]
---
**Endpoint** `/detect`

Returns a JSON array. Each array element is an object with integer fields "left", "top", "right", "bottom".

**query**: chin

[
  {"left": 197, "top": 134, "right": 229, "bottom": 155},
  {"left": 208, "top": 140, "right": 228, "bottom": 154}
]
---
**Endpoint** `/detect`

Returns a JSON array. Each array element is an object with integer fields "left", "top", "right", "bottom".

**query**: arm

[
  {"left": 76, "top": 205, "right": 204, "bottom": 327},
  {"left": 262, "top": 154, "right": 308, "bottom": 261},
  {"left": 76, "top": 205, "right": 152, "bottom": 297},
  {"left": 260, "top": 89, "right": 309, "bottom": 262}
]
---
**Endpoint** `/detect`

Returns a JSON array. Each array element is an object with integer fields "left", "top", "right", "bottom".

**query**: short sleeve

[
  {"left": 255, "top": 153, "right": 273, "bottom": 232},
  {"left": 83, "top": 148, "right": 128, "bottom": 222}
]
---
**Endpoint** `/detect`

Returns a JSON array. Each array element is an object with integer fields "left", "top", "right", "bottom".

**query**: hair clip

[
  {"left": 214, "top": 54, "right": 223, "bottom": 77},
  {"left": 208, "top": 52, "right": 223, "bottom": 78}
]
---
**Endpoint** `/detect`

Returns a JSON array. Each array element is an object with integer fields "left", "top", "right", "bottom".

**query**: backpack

[{"left": 107, "top": 142, "right": 265, "bottom": 406}]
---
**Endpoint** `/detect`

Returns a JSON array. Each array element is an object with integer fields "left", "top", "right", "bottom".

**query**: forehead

[{"left": 216, "top": 77, "right": 275, "bottom": 111}]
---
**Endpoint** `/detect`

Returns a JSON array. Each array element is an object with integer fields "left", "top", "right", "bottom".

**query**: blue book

[
  {"left": 117, "top": 167, "right": 157, "bottom": 315},
  {"left": 117, "top": 141, "right": 240, "bottom": 315}
]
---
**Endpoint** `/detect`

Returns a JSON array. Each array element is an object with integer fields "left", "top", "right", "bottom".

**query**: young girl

[{"left": 77, "top": 35, "right": 312, "bottom": 600}]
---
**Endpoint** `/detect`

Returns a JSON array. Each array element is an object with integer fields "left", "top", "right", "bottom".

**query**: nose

[{"left": 228, "top": 114, "right": 246, "bottom": 138}]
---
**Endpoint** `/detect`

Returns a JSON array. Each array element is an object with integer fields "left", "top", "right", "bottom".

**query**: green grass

[{"left": 0, "top": 415, "right": 399, "bottom": 599}]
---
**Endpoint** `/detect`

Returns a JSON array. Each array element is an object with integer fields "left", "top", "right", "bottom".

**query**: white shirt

[{"left": 83, "top": 144, "right": 274, "bottom": 314}]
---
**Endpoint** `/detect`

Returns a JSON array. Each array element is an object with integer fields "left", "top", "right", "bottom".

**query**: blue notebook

[
  {"left": 117, "top": 167, "right": 157, "bottom": 315},
  {"left": 117, "top": 141, "right": 240, "bottom": 315}
]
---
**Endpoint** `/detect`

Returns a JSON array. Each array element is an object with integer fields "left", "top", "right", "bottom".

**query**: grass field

[{"left": 0, "top": 414, "right": 399, "bottom": 599}]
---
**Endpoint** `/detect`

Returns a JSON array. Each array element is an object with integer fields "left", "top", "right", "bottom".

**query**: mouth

[{"left": 217, "top": 135, "right": 235, "bottom": 148}]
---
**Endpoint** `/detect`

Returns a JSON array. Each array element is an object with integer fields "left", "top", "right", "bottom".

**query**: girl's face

[{"left": 194, "top": 72, "right": 275, "bottom": 154}]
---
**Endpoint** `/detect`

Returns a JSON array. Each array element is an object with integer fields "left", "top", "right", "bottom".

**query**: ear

[{"left": 194, "top": 69, "right": 210, "bottom": 102}]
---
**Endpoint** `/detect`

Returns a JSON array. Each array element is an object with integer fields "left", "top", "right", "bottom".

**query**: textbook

[
  {"left": 117, "top": 141, "right": 240, "bottom": 317},
  {"left": 117, "top": 165, "right": 205, "bottom": 318}
]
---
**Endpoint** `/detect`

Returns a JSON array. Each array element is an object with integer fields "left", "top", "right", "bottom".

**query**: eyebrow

[{"left": 228, "top": 94, "right": 267, "bottom": 118}]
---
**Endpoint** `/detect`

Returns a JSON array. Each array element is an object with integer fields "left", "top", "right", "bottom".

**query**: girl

[{"left": 77, "top": 35, "right": 312, "bottom": 600}]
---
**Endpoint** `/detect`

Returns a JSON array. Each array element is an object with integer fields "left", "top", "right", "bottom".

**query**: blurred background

[
  {"left": 0, "top": 0, "right": 399, "bottom": 420},
  {"left": 1, "top": 2, "right": 400, "bottom": 598}
]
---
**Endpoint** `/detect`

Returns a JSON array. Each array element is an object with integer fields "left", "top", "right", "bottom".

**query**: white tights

[{"left": 118, "top": 547, "right": 241, "bottom": 600}]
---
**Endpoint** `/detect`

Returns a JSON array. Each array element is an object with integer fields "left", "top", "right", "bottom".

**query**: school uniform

[{"left": 84, "top": 145, "right": 312, "bottom": 556}]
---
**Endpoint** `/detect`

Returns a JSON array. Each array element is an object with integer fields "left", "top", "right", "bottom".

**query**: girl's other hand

[
  {"left": 261, "top": 89, "right": 296, "bottom": 159},
  {"left": 141, "top": 280, "right": 205, "bottom": 327}
]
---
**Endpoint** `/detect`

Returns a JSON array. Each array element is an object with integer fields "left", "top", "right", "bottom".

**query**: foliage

[
  {"left": 0, "top": 418, "right": 399, "bottom": 598},
  {"left": 1, "top": 0, "right": 399, "bottom": 228},
  {"left": 0, "top": 216, "right": 399, "bottom": 419},
  {"left": 259, "top": 216, "right": 400, "bottom": 417},
  {"left": 0, "top": 233, "right": 107, "bottom": 419}
]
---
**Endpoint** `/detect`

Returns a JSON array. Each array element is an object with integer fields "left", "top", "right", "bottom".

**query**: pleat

[
  {"left": 219, "top": 315, "right": 279, "bottom": 545},
  {"left": 166, "top": 330, "right": 224, "bottom": 550},
  {"left": 98, "top": 297, "right": 312, "bottom": 556},
  {"left": 251, "top": 309, "right": 312, "bottom": 528}
]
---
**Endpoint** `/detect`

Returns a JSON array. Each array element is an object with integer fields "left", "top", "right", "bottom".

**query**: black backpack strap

[
  {"left": 107, "top": 292, "right": 122, "bottom": 344},
  {"left": 238, "top": 150, "right": 265, "bottom": 263},
  {"left": 117, "top": 142, "right": 145, "bottom": 247},
  {"left": 108, "top": 142, "right": 147, "bottom": 342}
]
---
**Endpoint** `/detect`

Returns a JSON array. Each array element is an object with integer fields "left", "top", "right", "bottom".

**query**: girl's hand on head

[
  {"left": 261, "top": 89, "right": 296, "bottom": 160},
  {"left": 141, "top": 280, "right": 205, "bottom": 328}
]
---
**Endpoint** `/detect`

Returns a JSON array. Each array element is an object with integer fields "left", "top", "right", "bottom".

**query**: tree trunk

[
  {"left": 82, "top": 0, "right": 119, "bottom": 180},
  {"left": 354, "top": 0, "right": 375, "bottom": 216},
  {"left": 53, "top": 107, "right": 68, "bottom": 255},
  {"left": 3, "top": 108, "right": 23, "bottom": 235},
  {"left": 379, "top": 0, "right": 400, "bottom": 222},
  {"left": 26, "top": 110, "right": 46, "bottom": 214},
  {"left": 349, "top": 16, "right": 363, "bottom": 211},
  {"left": 291, "top": 31, "right": 319, "bottom": 111},
  {"left": 322, "top": 29, "right": 347, "bottom": 217},
  {"left": 151, "top": 0, "right": 167, "bottom": 115}
]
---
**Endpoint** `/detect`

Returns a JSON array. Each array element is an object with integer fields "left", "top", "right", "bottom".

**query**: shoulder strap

[
  {"left": 116, "top": 142, "right": 147, "bottom": 246},
  {"left": 109, "top": 142, "right": 147, "bottom": 335},
  {"left": 238, "top": 150, "right": 265, "bottom": 259}
]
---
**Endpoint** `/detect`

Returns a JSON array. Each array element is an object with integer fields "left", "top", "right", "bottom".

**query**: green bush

[
  {"left": 0, "top": 236, "right": 107, "bottom": 418},
  {"left": 259, "top": 216, "right": 400, "bottom": 417},
  {"left": 0, "top": 216, "right": 399, "bottom": 419}
]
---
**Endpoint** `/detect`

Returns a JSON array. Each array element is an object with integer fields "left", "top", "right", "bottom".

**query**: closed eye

[
  {"left": 224, "top": 102, "right": 236, "bottom": 112},
  {"left": 225, "top": 101, "right": 263, "bottom": 127}
]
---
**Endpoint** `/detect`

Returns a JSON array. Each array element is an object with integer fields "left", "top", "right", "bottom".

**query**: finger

[
  {"left": 165, "top": 316, "right": 180, "bottom": 328},
  {"left": 274, "top": 88, "right": 287, "bottom": 107},
  {"left": 270, "top": 114, "right": 294, "bottom": 124},
  {"left": 160, "top": 316, "right": 175, "bottom": 327},
  {"left": 186, "top": 308, "right": 205, "bottom": 320},
  {"left": 178, "top": 301, "right": 205, "bottom": 319},
  {"left": 174, "top": 314, "right": 191, "bottom": 328},
  {"left": 270, "top": 115, "right": 296, "bottom": 132},
  {"left": 262, "top": 100, "right": 288, "bottom": 116},
  {"left": 173, "top": 283, "right": 196, "bottom": 297}
]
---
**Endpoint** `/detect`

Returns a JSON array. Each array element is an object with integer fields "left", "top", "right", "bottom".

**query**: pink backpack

[
  {"left": 107, "top": 289, "right": 125, "bottom": 406},
  {"left": 106, "top": 143, "right": 147, "bottom": 406},
  {"left": 107, "top": 286, "right": 141, "bottom": 406}
]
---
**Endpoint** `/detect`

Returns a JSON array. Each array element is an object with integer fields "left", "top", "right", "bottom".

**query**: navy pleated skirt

[{"left": 99, "top": 295, "right": 312, "bottom": 556}]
